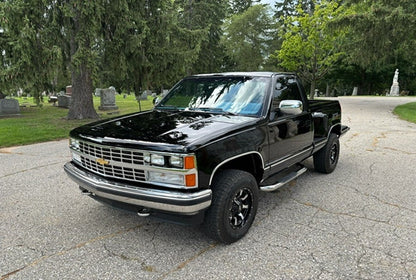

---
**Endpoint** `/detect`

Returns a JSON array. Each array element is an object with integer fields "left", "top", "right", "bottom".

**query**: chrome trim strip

[
  {"left": 260, "top": 167, "right": 307, "bottom": 192},
  {"left": 64, "top": 162, "right": 211, "bottom": 214},
  {"left": 208, "top": 151, "right": 265, "bottom": 185},
  {"left": 313, "top": 140, "right": 327, "bottom": 151},
  {"left": 267, "top": 147, "right": 313, "bottom": 169}
]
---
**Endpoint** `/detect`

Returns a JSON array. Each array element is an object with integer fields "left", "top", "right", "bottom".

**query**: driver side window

[{"left": 272, "top": 77, "right": 303, "bottom": 118}]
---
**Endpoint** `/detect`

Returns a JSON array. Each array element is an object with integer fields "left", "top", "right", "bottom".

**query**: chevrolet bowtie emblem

[{"left": 96, "top": 158, "right": 109, "bottom": 165}]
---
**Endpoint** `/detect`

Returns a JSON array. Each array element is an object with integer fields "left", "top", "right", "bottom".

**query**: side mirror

[{"left": 279, "top": 100, "right": 303, "bottom": 115}]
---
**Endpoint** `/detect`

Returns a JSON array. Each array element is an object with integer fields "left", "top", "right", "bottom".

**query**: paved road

[{"left": 1, "top": 97, "right": 416, "bottom": 280}]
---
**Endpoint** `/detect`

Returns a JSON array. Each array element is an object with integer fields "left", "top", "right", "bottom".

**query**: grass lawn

[
  {"left": 394, "top": 102, "right": 416, "bottom": 124},
  {"left": 0, "top": 95, "right": 154, "bottom": 148}
]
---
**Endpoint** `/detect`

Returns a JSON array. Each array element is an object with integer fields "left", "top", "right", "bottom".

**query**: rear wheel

[
  {"left": 313, "top": 133, "right": 340, "bottom": 174},
  {"left": 204, "top": 169, "right": 258, "bottom": 244}
]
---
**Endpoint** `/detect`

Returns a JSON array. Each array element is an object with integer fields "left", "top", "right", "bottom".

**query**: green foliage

[
  {"left": 275, "top": 0, "right": 346, "bottom": 98},
  {"left": 222, "top": 4, "right": 273, "bottom": 71},
  {"left": 0, "top": 0, "right": 65, "bottom": 103}
]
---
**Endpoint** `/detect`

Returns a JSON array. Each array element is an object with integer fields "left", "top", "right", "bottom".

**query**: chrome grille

[
  {"left": 79, "top": 142, "right": 144, "bottom": 165},
  {"left": 77, "top": 141, "right": 146, "bottom": 183}
]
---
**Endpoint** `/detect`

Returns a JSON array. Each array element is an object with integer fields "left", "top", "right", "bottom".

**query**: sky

[{"left": 260, "top": 0, "right": 278, "bottom": 7}]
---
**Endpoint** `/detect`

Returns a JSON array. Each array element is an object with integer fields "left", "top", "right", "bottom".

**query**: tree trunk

[
  {"left": 67, "top": 62, "right": 99, "bottom": 120},
  {"left": 66, "top": 6, "right": 99, "bottom": 120},
  {"left": 309, "top": 79, "right": 316, "bottom": 99}
]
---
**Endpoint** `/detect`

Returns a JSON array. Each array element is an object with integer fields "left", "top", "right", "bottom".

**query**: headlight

[
  {"left": 147, "top": 171, "right": 184, "bottom": 185},
  {"left": 69, "top": 138, "right": 80, "bottom": 151},
  {"left": 150, "top": 154, "right": 165, "bottom": 166},
  {"left": 169, "top": 155, "right": 183, "bottom": 168},
  {"left": 144, "top": 153, "right": 196, "bottom": 169},
  {"left": 144, "top": 152, "right": 197, "bottom": 188},
  {"left": 72, "top": 152, "right": 81, "bottom": 163}
]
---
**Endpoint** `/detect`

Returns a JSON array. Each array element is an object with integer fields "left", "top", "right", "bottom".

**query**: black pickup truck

[{"left": 64, "top": 72, "right": 349, "bottom": 243}]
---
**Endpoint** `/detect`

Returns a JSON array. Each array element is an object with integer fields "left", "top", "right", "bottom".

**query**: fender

[{"left": 208, "top": 151, "right": 265, "bottom": 185}]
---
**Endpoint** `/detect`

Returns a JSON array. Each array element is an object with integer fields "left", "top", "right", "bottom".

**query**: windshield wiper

[
  {"left": 155, "top": 105, "right": 181, "bottom": 111},
  {"left": 189, "top": 107, "right": 238, "bottom": 116}
]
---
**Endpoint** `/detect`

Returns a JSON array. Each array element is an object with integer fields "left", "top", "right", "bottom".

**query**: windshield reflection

[{"left": 156, "top": 76, "right": 269, "bottom": 116}]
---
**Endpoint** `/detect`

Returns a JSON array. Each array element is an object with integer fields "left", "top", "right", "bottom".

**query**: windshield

[{"left": 156, "top": 76, "right": 270, "bottom": 116}]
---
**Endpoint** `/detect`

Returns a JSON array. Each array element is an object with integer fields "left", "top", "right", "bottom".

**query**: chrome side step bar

[{"left": 260, "top": 167, "right": 307, "bottom": 192}]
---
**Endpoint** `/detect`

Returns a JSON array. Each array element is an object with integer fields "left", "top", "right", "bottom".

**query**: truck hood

[{"left": 71, "top": 110, "right": 259, "bottom": 152}]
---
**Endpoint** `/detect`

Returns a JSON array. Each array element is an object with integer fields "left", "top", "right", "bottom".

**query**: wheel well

[
  {"left": 329, "top": 124, "right": 341, "bottom": 136},
  {"left": 213, "top": 154, "right": 264, "bottom": 185}
]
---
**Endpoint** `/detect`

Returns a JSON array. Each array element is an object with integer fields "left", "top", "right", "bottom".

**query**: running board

[{"left": 260, "top": 167, "right": 307, "bottom": 192}]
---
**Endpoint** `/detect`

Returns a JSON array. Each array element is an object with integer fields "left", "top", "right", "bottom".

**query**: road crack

[
  {"left": 0, "top": 224, "right": 144, "bottom": 280},
  {"left": 158, "top": 243, "right": 217, "bottom": 280},
  {"left": 0, "top": 161, "right": 65, "bottom": 179},
  {"left": 292, "top": 199, "right": 416, "bottom": 233}
]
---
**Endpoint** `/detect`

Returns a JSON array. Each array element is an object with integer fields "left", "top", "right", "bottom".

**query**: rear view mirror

[{"left": 279, "top": 100, "right": 303, "bottom": 115}]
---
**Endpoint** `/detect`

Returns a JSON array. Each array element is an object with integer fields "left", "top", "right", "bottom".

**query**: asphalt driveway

[{"left": 1, "top": 96, "right": 416, "bottom": 279}]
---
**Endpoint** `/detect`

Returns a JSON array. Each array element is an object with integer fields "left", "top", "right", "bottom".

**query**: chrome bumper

[{"left": 64, "top": 162, "right": 212, "bottom": 215}]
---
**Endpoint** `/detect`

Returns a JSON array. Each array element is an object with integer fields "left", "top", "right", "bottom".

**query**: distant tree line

[{"left": 1, "top": 0, "right": 415, "bottom": 119}]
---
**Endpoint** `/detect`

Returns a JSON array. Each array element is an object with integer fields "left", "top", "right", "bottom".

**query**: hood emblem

[
  {"left": 167, "top": 131, "right": 184, "bottom": 140},
  {"left": 96, "top": 158, "right": 110, "bottom": 165}
]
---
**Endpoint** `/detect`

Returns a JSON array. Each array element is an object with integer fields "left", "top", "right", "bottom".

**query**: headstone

[
  {"left": 352, "top": 87, "right": 358, "bottom": 96},
  {"left": 137, "top": 91, "right": 148, "bottom": 101},
  {"left": 95, "top": 88, "right": 101, "bottom": 97},
  {"left": 66, "top": 85, "right": 72, "bottom": 95},
  {"left": 0, "top": 98, "right": 20, "bottom": 115},
  {"left": 58, "top": 95, "right": 72, "bottom": 108},
  {"left": 99, "top": 87, "right": 118, "bottom": 111},
  {"left": 388, "top": 69, "right": 400, "bottom": 96}
]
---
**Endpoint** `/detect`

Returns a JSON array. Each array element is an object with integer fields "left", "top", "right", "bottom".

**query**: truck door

[{"left": 267, "top": 76, "right": 313, "bottom": 172}]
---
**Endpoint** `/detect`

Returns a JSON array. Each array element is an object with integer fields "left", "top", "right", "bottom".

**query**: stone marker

[
  {"left": 94, "top": 88, "right": 101, "bottom": 97},
  {"left": 66, "top": 85, "right": 72, "bottom": 95},
  {"left": 137, "top": 91, "right": 148, "bottom": 101},
  {"left": 388, "top": 69, "right": 400, "bottom": 96},
  {"left": 0, "top": 98, "right": 20, "bottom": 115},
  {"left": 99, "top": 87, "right": 118, "bottom": 111},
  {"left": 352, "top": 87, "right": 358, "bottom": 96},
  {"left": 58, "top": 95, "right": 72, "bottom": 108}
]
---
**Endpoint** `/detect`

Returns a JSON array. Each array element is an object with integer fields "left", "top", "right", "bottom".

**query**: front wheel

[
  {"left": 313, "top": 133, "right": 340, "bottom": 174},
  {"left": 204, "top": 169, "right": 259, "bottom": 244}
]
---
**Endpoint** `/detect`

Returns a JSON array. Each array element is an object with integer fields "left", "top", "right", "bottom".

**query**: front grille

[
  {"left": 77, "top": 141, "right": 146, "bottom": 183},
  {"left": 80, "top": 142, "right": 144, "bottom": 165}
]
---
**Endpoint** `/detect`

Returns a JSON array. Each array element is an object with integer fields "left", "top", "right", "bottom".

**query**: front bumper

[{"left": 64, "top": 162, "right": 212, "bottom": 215}]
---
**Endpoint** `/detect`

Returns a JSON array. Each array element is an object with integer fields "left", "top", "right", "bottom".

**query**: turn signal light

[
  {"left": 184, "top": 156, "right": 195, "bottom": 169},
  {"left": 185, "top": 174, "right": 196, "bottom": 187}
]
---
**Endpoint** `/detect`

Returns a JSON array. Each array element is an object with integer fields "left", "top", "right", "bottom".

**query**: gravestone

[
  {"left": 388, "top": 69, "right": 400, "bottom": 96},
  {"left": 94, "top": 88, "right": 101, "bottom": 97},
  {"left": 99, "top": 87, "right": 118, "bottom": 111},
  {"left": 137, "top": 91, "right": 149, "bottom": 101},
  {"left": 66, "top": 85, "right": 72, "bottom": 95},
  {"left": 0, "top": 98, "right": 20, "bottom": 116},
  {"left": 58, "top": 95, "right": 72, "bottom": 108}
]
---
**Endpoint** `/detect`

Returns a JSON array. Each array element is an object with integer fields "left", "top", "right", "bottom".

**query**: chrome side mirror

[{"left": 279, "top": 100, "right": 303, "bottom": 115}]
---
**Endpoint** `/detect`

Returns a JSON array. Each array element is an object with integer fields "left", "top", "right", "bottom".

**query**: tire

[
  {"left": 204, "top": 169, "right": 259, "bottom": 244},
  {"left": 313, "top": 133, "right": 340, "bottom": 174}
]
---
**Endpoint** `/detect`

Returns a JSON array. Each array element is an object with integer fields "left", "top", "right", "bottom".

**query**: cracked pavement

[{"left": 1, "top": 96, "right": 416, "bottom": 279}]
